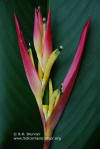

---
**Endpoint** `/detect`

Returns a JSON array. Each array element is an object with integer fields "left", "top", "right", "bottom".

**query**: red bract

[
  {"left": 47, "top": 19, "right": 91, "bottom": 130},
  {"left": 14, "top": 14, "right": 43, "bottom": 105}
]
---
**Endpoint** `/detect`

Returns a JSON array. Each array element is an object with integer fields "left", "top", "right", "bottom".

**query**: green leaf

[{"left": 0, "top": 0, "right": 100, "bottom": 149}]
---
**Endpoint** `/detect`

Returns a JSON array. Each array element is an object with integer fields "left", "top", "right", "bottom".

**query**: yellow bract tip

[
  {"left": 54, "top": 91, "right": 60, "bottom": 107},
  {"left": 42, "top": 105, "right": 49, "bottom": 120},
  {"left": 48, "top": 89, "right": 60, "bottom": 117},
  {"left": 28, "top": 48, "right": 35, "bottom": 67}
]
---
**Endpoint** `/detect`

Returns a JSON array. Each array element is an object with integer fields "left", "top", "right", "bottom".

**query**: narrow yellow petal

[
  {"left": 42, "top": 49, "right": 60, "bottom": 91},
  {"left": 48, "top": 89, "right": 60, "bottom": 117},
  {"left": 38, "top": 62, "right": 43, "bottom": 81},
  {"left": 49, "top": 79, "right": 53, "bottom": 101},
  {"left": 54, "top": 92, "right": 60, "bottom": 107},
  {"left": 42, "top": 105, "right": 49, "bottom": 120},
  {"left": 28, "top": 48, "right": 35, "bottom": 67}
]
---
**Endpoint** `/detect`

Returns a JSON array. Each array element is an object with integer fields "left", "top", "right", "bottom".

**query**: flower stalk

[{"left": 14, "top": 7, "right": 90, "bottom": 149}]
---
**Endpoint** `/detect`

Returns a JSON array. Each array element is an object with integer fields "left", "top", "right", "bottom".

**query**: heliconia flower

[
  {"left": 14, "top": 7, "right": 90, "bottom": 149},
  {"left": 14, "top": 14, "right": 43, "bottom": 106}
]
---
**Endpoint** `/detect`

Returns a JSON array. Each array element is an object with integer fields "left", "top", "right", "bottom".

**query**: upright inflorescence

[{"left": 14, "top": 7, "right": 90, "bottom": 149}]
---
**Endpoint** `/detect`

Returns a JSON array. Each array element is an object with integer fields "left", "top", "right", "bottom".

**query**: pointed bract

[
  {"left": 47, "top": 19, "right": 91, "bottom": 130},
  {"left": 14, "top": 14, "right": 42, "bottom": 104},
  {"left": 43, "top": 9, "right": 52, "bottom": 70},
  {"left": 33, "top": 9, "right": 43, "bottom": 69},
  {"left": 38, "top": 8, "right": 43, "bottom": 41},
  {"left": 62, "top": 19, "right": 91, "bottom": 91}
]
